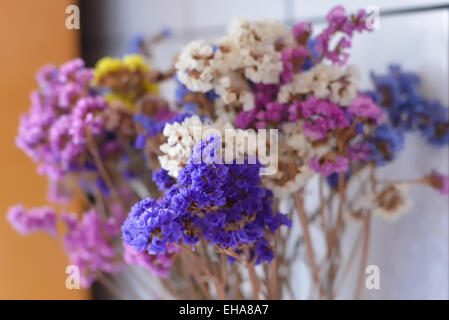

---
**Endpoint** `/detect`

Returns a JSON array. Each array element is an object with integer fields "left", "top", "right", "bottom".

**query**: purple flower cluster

[
  {"left": 124, "top": 244, "right": 179, "bottom": 277},
  {"left": 315, "top": 6, "right": 370, "bottom": 65},
  {"left": 427, "top": 170, "right": 449, "bottom": 195},
  {"left": 175, "top": 75, "right": 218, "bottom": 109},
  {"left": 281, "top": 46, "right": 309, "bottom": 83},
  {"left": 293, "top": 97, "right": 350, "bottom": 141},
  {"left": 7, "top": 205, "right": 57, "bottom": 236},
  {"left": 348, "top": 94, "right": 383, "bottom": 123},
  {"left": 366, "top": 124, "right": 404, "bottom": 166},
  {"left": 309, "top": 155, "right": 349, "bottom": 177},
  {"left": 347, "top": 142, "right": 370, "bottom": 162},
  {"left": 371, "top": 65, "right": 449, "bottom": 146},
  {"left": 15, "top": 59, "right": 108, "bottom": 179},
  {"left": 235, "top": 84, "right": 287, "bottom": 129},
  {"left": 62, "top": 207, "right": 124, "bottom": 287},
  {"left": 280, "top": 22, "right": 317, "bottom": 83},
  {"left": 152, "top": 169, "right": 175, "bottom": 191},
  {"left": 134, "top": 111, "right": 191, "bottom": 149},
  {"left": 122, "top": 134, "right": 291, "bottom": 264}
]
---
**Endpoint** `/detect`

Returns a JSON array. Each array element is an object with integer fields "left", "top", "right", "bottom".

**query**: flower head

[
  {"left": 62, "top": 208, "right": 124, "bottom": 287},
  {"left": 7, "top": 205, "right": 57, "bottom": 236},
  {"left": 123, "top": 134, "right": 290, "bottom": 264}
]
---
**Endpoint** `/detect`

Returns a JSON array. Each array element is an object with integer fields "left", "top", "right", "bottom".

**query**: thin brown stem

[
  {"left": 292, "top": 190, "right": 324, "bottom": 298},
  {"left": 245, "top": 249, "right": 262, "bottom": 300},
  {"left": 356, "top": 214, "right": 371, "bottom": 300}
]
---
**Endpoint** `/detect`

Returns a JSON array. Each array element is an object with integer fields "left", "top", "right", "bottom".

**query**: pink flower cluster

[
  {"left": 315, "top": 6, "right": 370, "bottom": 65},
  {"left": 429, "top": 170, "right": 449, "bottom": 195},
  {"left": 309, "top": 155, "right": 349, "bottom": 177},
  {"left": 281, "top": 46, "right": 309, "bottom": 83},
  {"left": 348, "top": 94, "right": 383, "bottom": 123},
  {"left": 347, "top": 142, "right": 371, "bottom": 161},
  {"left": 292, "top": 97, "right": 350, "bottom": 141},
  {"left": 124, "top": 244, "right": 180, "bottom": 278},
  {"left": 7, "top": 205, "right": 57, "bottom": 236},
  {"left": 15, "top": 59, "right": 107, "bottom": 179},
  {"left": 235, "top": 84, "right": 287, "bottom": 129},
  {"left": 62, "top": 207, "right": 124, "bottom": 287}
]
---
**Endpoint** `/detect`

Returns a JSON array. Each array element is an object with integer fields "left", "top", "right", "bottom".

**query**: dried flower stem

[
  {"left": 85, "top": 129, "right": 115, "bottom": 193},
  {"left": 245, "top": 248, "right": 262, "bottom": 299},
  {"left": 356, "top": 214, "right": 371, "bottom": 299},
  {"left": 333, "top": 226, "right": 364, "bottom": 293},
  {"left": 180, "top": 252, "right": 211, "bottom": 299},
  {"left": 292, "top": 189, "right": 324, "bottom": 298}
]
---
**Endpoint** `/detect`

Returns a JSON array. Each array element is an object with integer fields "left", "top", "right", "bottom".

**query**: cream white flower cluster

[
  {"left": 175, "top": 18, "right": 290, "bottom": 112},
  {"left": 262, "top": 122, "right": 313, "bottom": 198},
  {"left": 343, "top": 168, "right": 412, "bottom": 223},
  {"left": 278, "top": 64, "right": 360, "bottom": 107},
  {"left": 159, "top": 116, "right": 260, "bottom": 178},
  {"left": 176, "top": 40, "right": 216, "bottom": 92},
  {"left": 159, "top": 116, "right": 217, "bottom": 177},
  {"left": 372, "top": 184, "right": 411, "bottom": 222}
]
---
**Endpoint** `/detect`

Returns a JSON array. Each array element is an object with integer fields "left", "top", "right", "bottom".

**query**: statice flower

[
  {"left": 309, "top": 155, "right": 349, "bottom": 177},
  {"left": 62, "top": 208, "right": 124, "bottom": 287},
  {"left": 419, "top": 101, "right": 449, "bottom": 146},
  {"left": 152, "top": 169, "right": 175, "bottom": 191},
  {"left": 348, "top": 94, "right": 383, "bottom": 123},
  {"left": 367, "top": 124, "right": 404, "bottom": 166},
  {"left": 15, "top": 59, "right": 108, "bottom": 179},
  {"left": 48, "top": 115, "right": 83, "bottom": 174},
  {"left": 347, "top": 141, "right": 371, "bottom": 161},
  {"left": 281, "top": 46, "right": 309, "bottom": 83},
  {"left": 134, "top": 111, "right": 190, "bottom": 144},
  {"left": 7, "top": 205, "right": 57, "bottom": 236},
  {"left": 314, "top": 6, "right": 370, "bottom": 65},
  {"left": 126, "top": 34, "right": 144, "bottom": 55},
  {"left": 235, "top": 83, "right": 284, "bottom": 129},
  {"left": 372, "top": 184, "right": 411, "bottom": 222},
  {"left": 280, "top": 22, "right": 318, "bottom": 82},
  {"left": 278, "top": 64, "right": 359, "bottom": 107},
  {"left": 425, "top": 170, "right": 449, "bottom": 195},
  {"left": 372, "top": 65, "right": 449, "bottom": 146},
  {"left": 70, "top": 96, "right": 106, "bottom": 144},
  {"left": 225, "top": 18, "right": 287, "bottom": 84},
  {"left": 94, "top": 55, "right": 159, "bottom": 110},
  {"left": 122, "top": 134, "right": 290, "bottom": 264},
  {"left": 326, "top": 170, "right": 351, "bottom": 189},
  {"left": 295, "top": 97, "right": 350, "bottom": 141},
  {"left": 124, "top": 244, "right": 179, "bottom": 277},
  {"left": 158, "top": 115, "right": 219, "bottom": 177}
]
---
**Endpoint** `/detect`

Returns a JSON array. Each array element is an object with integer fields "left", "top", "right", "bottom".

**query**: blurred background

[{"left": 1, "top": 0, "right": 448, "bottom": 299}]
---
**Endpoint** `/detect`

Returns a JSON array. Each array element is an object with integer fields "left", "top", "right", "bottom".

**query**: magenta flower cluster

[
  {"left": 309, "top": 155, "right": 349, "bottom": 177},
  {"left": 348, "top": 94, "right": 383, "bottom": 123},
  {"left": 315, "top": 6, "right": 370, "bottom": 65},
  {"left": 293, "top": 97, "right": 350, "bottom": 140},
  {"left": 124, "top": 244, "right": 180, "bottom": 277},
  {"left": 62, "top": 207, "right": 124, "bottom": 287}
]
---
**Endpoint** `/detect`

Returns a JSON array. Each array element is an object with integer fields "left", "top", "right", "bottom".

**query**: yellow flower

[
  {"left": 143, "top": 81, "right": 160, "bottom": 94},
  {"left": 123, "top": 54, "right": 150, "bottom": 72},
  {"left": 94, "top": 57, "right": 123, "bottom": 82},
  {"left": 93, "top": 54, "right": 151, "bottom": 83},
  {"left": 104, "top": 92, "right": 135, "bottom": 110},
  {"left": 94, "top": 54, "right": 160, "bottom": 110}
]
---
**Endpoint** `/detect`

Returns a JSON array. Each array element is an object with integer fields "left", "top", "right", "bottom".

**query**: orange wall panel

[{"left": 0, "top": 0, "right": 88, "bottom": 299}]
